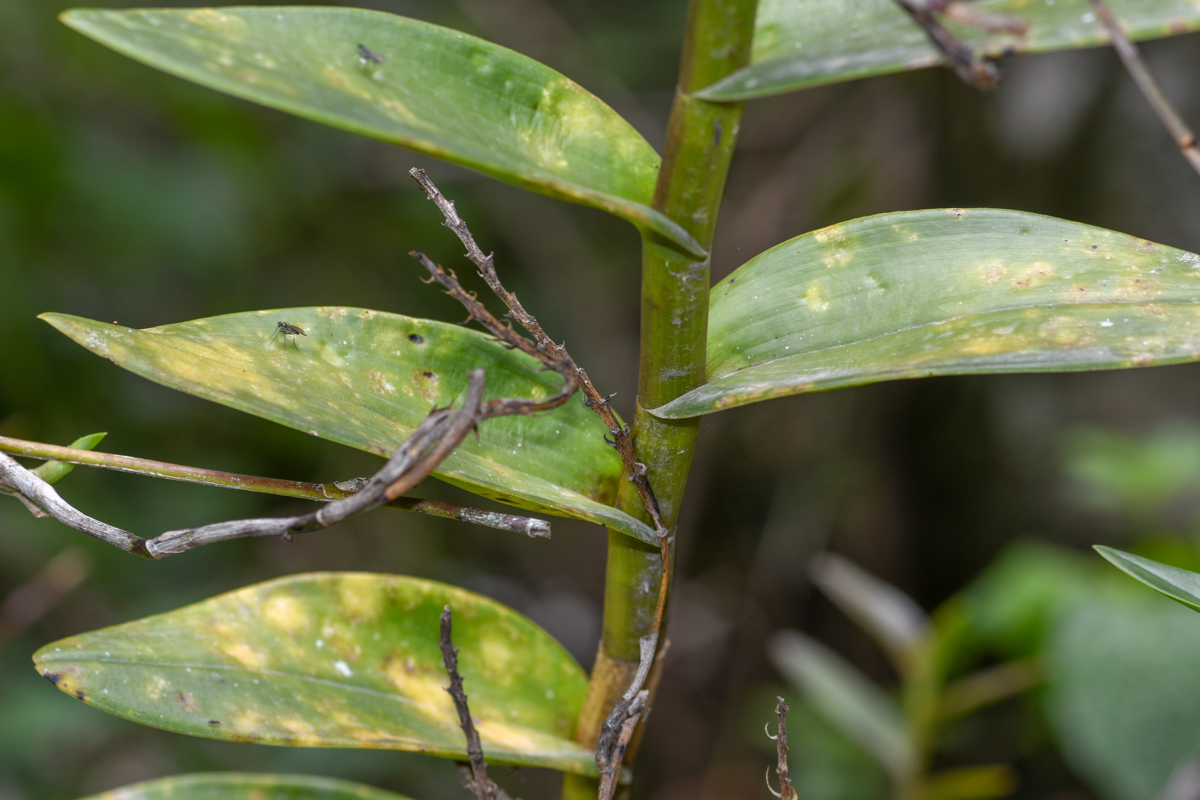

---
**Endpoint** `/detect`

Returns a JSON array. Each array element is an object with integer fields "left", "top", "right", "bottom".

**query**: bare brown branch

[
  {"left": 0, "top": 435, "right": 550, "bottom": 538},
  {"left": 894, "top": 0, "right": 1000, "bottom": 90},
  {"left": 3, "top": 372, "right": 490, "bottom": 558},
  {"left": 767, "top": 697, "right": 797, "bottom": 800},
  {"left": 441, "top": 606, "right": 516, "bottom": 800},
  {"left": 408, "top": 167, "right": 672, "bottom": 793},
  {"left": 1088, "top": 0, "right": 1200, "bottom": 177}
]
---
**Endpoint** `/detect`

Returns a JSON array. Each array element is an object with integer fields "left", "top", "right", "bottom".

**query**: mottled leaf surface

[
  {"left": 1095, "top": 546, "right": 1200, "bottom": 613},
  {"left": 41, "top": 309, "right": 654, "bottom": 543},
  {"left": 700, "top": 0, "right": 1200, "bottom": 100},
  {"left": 35, "top": 573, "right": 596, "bottom": 774},
  {"left": 653, "top": 209, "right": 1200, "bottom": 419},
  {"left": 61, "top": 7, "right": 701, "bottom": 256},
  {"left": 75, "top": 773, "right": 414, "bottom": 800}
]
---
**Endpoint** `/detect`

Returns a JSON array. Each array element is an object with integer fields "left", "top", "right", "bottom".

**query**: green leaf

[
  {"left": 60, "top": 7, "right": 702, "bottom": 257},
  {"left": 699, "top": 0, "right": 1200, "bottom": 101},
  {"left": 34, "top": 573, "right": 597, "bottom": 775},
  {"left": 1094, "top": 546, "right": 1200, "bottom": 612},
  {"left": 31, "top": 432, "right": 106, "bottom": 484},
  {"left": 1046, "top": 594, "right": 1200, "bottom": 800},
  {"left": 75, "top": 773, "right": 415, "bottom": 800},
  {"left": 809, "top": 553, "right": 929, "bottom": 676},
  {"left": 769, "top": 629, "right": 915, "bottom": 780},
  {"left": 40, "top": 309, "right": 655, "bottom": 544},
  {"left": 652, "top": 209, "right": 1200, "bottom": 419}
]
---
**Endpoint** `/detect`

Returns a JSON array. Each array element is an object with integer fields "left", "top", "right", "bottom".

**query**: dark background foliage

[{"left": 5, "top": 1, "right": 1200, "bottom": 798}]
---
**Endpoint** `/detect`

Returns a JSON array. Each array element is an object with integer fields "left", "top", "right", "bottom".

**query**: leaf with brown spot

[
  {"left": 40, "top": 308, "right": 654, "bottom": 543},
  {"left": 652, "top": 209, "right": 1200, "bottom": 418},
  {"left": 59, "top": 6, "right": 702, "bottom": 256},
  {"left": 34, "top": 573, "right": 596, "bottom": 774},
  {"left": 699, "top": 0, "right": 1200, "bottom": 100},
  {"left": 73, "top": 772, "right": 416, "bottom": 800}
]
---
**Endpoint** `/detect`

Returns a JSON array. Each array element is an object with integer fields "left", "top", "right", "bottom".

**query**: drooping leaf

[
  {"left": 769, "top": 629, "right": 915, "bottom": 780},
  {"left": 75, "top": 773, "right": 415, "bottom": 800},
  {"left": 698, "top": 0, "right": 1200, "bottom": 101},
  {"left": 1094, "top": 546, "right": 1200, "bottom": 613},
  {"left": 60, "top": 7, "right": 702, "bottom": 256},
  {"left": 809, "top": 553, "right": 930, "bottom": 676},
  {"left": 34, "top": 573, "right": 597, "bottom": 774},
  {"left": 31, "top": 432, "right": 106, "bottom": 484},
  {"left": 652, "top": 209, "right": 1200, "bottom": 419},
  {"left": 40, "top": 309, "right": 654, "bottom": 543}
]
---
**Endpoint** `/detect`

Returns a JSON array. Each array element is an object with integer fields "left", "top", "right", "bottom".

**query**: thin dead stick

[
  {"left": 907, "top": 0, "right": 1026, "bottom": 34},
  {"left": 409, "top": 168, "right": 672, "bottom": 789},
  {"left": 0, "top": 374, "right": 487, "bottom": 558},
  {"left": 440, "top": 606, "right": 514, "bottom": 800},
  {"left": 765, "top": 697, "right": 797, "bottom": 800},
  {"left": 1089, "top": 0, "right": 1200, "bottom": 177},
  {"left": 0, "top": 435, "right": 550, "bottom": 538},
  {"left": 596, "top": 690, "right": 647, "bottom": 800},
  {"left": 894, "top": 0, "right": 1000, "bottom": 89}
]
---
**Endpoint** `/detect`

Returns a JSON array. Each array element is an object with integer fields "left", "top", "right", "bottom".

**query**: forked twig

[
  {"left": 892, "top": 0, "right": 1027, "bottom": 91},
  {"left": 409, "top": 168, "right": 672, "bottom": 791},
  {"left": 1088, "top": 0, "right": 1200, "bottom": 177},
  {"left": 0, "top": 435, "right": 551, "bottom": 538},
  {"left": 440, "top": 606, "right": 514, "bottom": 800},
  {"left": 765, "top": 697, "right": 797, "bottom": 800}
]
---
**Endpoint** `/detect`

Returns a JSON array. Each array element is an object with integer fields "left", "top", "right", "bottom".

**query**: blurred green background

[{"left": 6, "top": 1, "right": 1200, "bottom": 799}]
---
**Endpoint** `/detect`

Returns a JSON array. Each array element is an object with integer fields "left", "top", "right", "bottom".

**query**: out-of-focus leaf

[
  {"left": 31, "top": 432, "right": 106, "bottom": 484},
  {"left": 40, "top": 309, "right": 655, "bottom": 543},
  {"left": 921, "top": 766, "right": 1016, "bottom": 800},
  {"left": 652, "top": 209, "right": 1200, "bottom": 419},
  {"left": 770, "top": 629, "right": 915, "bottom": 780},
  {"left": 962, "top": 540, "right": 1092, "bottom": 658},
  {"left": 1095, "top": 546, "right": 1200, "bottom": 613},
  {"left": 1066, "top": 426, "right": 1200, "bottom": 518},
  {"left": 59, "top": 7, "right": 703, "bottom": 256},
  {"left": 75, "top": 772, "right": 415, "bottom": 800},
  {"left": 1046, "top": 595, "right": 1200, "bottom": 800},
  {"left": 34, "top": 573, "right": 597, "bottom": 774},
  {"left": 809, "top": 553, "right": 929, "bottom": 676},
  {"left": 698, "top": 0, "right": 1200, "bottom": 101}
]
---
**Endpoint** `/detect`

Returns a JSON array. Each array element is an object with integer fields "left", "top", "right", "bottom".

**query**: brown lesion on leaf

[
  {"left": 177, "top": 690, "right": 198, "bottom": 713},
  {"left": 411, "top": 369, "right": 440, "bottom": 402}
]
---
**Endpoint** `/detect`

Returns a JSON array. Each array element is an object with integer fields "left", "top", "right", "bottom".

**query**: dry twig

[
  {"left": 0, "top": 435, "right": 550, "bottom": 538},
  {"left": 765, "top": 697, "right": 797, "bottom": 800},
  {"left": 1088, "top": 0, "right": 1200, "bottom": 177},
  {"left": 439, "top": 605, "right": 515, "bottom": 800},
  {"left": 409, "top": 168, "right": 672, "bottom": 791},
  {"left": 0, "top": 374, "right": 488, "bottom": 557},
  {"left": 892, "top": 0, "right": 1027, "bottom": 90}
]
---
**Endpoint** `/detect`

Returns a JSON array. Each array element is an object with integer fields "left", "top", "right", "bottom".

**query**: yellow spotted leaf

[
  {"left": 700, "top": 0, "right": 1200, "bottom": 100},
  {"left": 40, "top": 308, "right": 655, "bottom": 543},
  {"left": 35, "top": 574, "right": 597, "bottom": 775},
  {"left": 652, "top": 209, "right": 1200, "bottom": 418},
  {"left": 60, "top": 6, "right": 702, "bottom": 256},
  {"left": 75, "top": 773, "right": 416, "bottom": 800}
]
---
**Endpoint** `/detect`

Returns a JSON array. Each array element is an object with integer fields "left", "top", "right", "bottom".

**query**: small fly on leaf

[
  {"left": 272, "top": 321, "right": 307, "bottom": 349},
  {"left": 357, "top": 44, "right": 386, "bottom": 65}
]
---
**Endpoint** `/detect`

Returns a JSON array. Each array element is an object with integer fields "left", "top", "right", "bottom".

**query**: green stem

[{"left": 566, "top": 0, "right": 758, "bottom": 793}]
